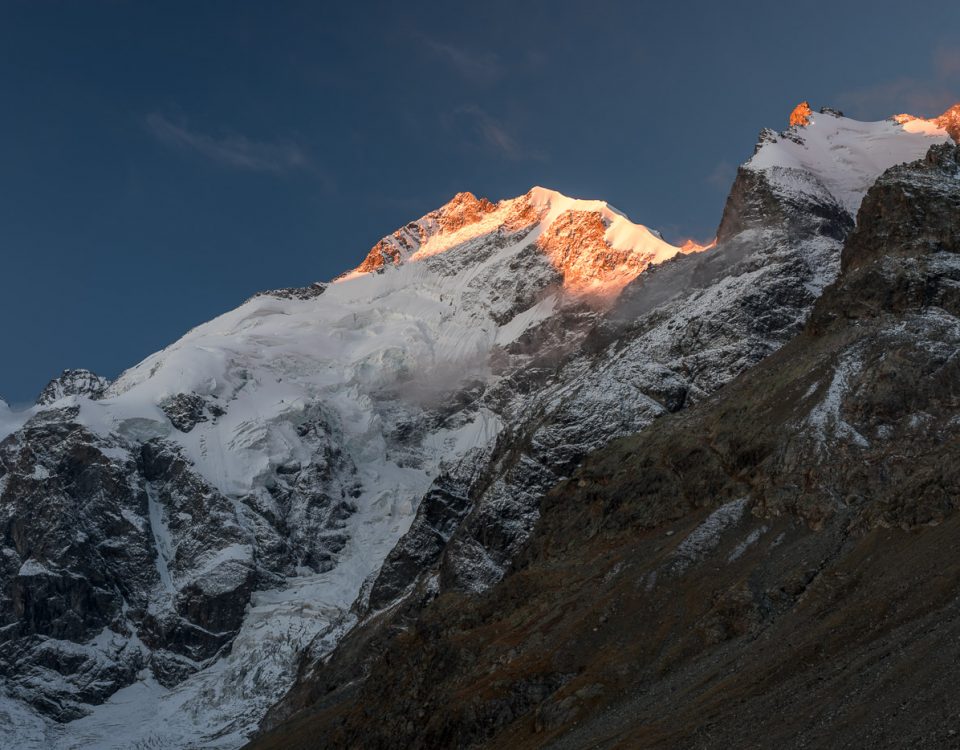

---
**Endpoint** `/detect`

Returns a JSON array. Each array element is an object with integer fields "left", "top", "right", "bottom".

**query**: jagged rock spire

[{"left": 789, "top": 100, "right": 813, "bottom": 127}]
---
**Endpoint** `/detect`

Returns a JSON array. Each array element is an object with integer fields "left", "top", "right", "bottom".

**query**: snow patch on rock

[{"left": 673, "top": 498, "right": 749, "bottom": 569}]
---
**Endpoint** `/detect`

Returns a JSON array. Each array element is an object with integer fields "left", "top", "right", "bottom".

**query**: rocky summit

[{"left": 1, "top": 104, "right": 959, "bottom": 749}]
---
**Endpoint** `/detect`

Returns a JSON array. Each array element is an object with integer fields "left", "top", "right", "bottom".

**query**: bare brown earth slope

[{"left": 248, "top": 144, "right": 960, "bottom": 750}]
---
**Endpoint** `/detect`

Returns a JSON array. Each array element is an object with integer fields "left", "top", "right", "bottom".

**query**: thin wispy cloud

[
  {"left": 145, "top": 114, "right": 310, "bottom": 174},
  {"left": 449, "top": 105, "right": 545, "bottom": 162},
  {"left": 837, "top": 46, "right": 960, "bottom": 121},
  {"left": 704, "top": 160, "right": 736, "bottom": 191},
  {"left": 423, "top": 38, "right": 503, "bottom": 85},
  {"left": 837, "top": 78, "right": 957, "bottom": 121}
]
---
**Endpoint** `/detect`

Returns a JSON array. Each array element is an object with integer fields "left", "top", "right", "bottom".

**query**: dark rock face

[
  {"left": 0, "top": 394, "right": 360, "bottom": 720},
  {"left": 842, "top": 143, "right": 960, "bottom": 272},
  {"left": 159, "top": 393, "right": 211, "bottom": 432},
  {"left": 249, "top": 282, "right": 327, "bottom": 302},
  {"left": 366, "top": 473, "right": 471, "bottom": 610},
  {"left": 247, "top": 147, "right": 960, "bottom": 749},
  {"left": 137, "top": 439, "right": 259, "bottom": 670},
  {"left": 35, "top": 369, "right": 110, "bottom": 406},
  {"left": 716, "top": 162, "right": 852, "bottom": 243},
  {"left": 158, "top": 393, "right": 227, "bottom": 432},
  {"left": 0, "top": 409, "right": 154, "bottom": 718}
]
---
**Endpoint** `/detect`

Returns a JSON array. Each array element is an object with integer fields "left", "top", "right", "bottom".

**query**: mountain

[
  {"left": 0, "top": 185, "right": 701, "bottom": 747},
  {"left": 250, "top": 140, "right": 960, "bottom": 750},
  {"left": 0, "top": 104, "right": 955, "bottom": 749}
]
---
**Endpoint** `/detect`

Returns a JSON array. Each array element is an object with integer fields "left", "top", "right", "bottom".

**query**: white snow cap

[{"left": 747, "top": 103, "right": 954, "bottom": 216}]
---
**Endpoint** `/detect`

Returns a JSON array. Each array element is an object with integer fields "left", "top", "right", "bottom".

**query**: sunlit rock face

[
  {"left": 789, "top": 100, "right": 813, "bottom": 127},
  {"left": 353, "top": 191, "right": 498, "bottom": 273},
  {"left": 936, "top": 102, "right": 960, "bottom": 142},
  {"left": 535, "top": 207, "right": 704, "bottom": 295},
  {"left": 348, "top": 186, "right": 694, "bottom": 296}
]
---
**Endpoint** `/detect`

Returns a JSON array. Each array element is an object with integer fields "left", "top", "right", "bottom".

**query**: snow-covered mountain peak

[
  {"left": 0, "top": 172, "right": 722, "bottom": 748},
  {"left": 747, "top": 105, "right": 953, "bottom": 216},
  {"left": 102, "top": 187, "right": 693, "bottom": 446},
  {"left": 342, "top": 186, "right": 697, "bottom": 294}
]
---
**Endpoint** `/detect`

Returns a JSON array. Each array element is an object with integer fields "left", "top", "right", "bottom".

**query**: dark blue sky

[{"left": 1, "top": 1, "right": 958, "bottom": 403}]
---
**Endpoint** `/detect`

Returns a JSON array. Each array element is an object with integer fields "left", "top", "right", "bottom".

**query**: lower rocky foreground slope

[{"left": 247, "top": 147, "right": 960, "bottom": 749}]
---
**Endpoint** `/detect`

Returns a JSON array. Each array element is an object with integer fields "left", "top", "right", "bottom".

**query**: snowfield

[{"left": 747, "top": 109, "right": 949, "bottom": 215}]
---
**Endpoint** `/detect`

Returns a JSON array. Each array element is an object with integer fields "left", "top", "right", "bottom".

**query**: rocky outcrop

[
  {"left": 250, "top": 282, "right": 327, "bottom": 302},
  {"left": 35, "top": 370, "right": 109, "bottom": 406},
  {"left": 715, "top": 162, "right": 853, "bottom": 243},
  {"left": 936, "top": 102, "right": 960, "bottom": 142},
  {"left": 789, "top": 100, "right": 812, "bottom": 127},
  {"left": 841, "top": 142, "right": 960, "bottom": 272},
  {"left": 159, "top": 393, "right": 219, "bottom": 432}
]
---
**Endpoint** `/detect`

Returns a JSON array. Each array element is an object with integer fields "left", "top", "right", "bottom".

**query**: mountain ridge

[{"left": 0, "top": 102, "right": 957, "bottom": 749}]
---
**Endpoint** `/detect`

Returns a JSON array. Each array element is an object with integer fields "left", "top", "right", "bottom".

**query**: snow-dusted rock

[{"left": 35, "top": 370, "right": 110, "bottom": 407}]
